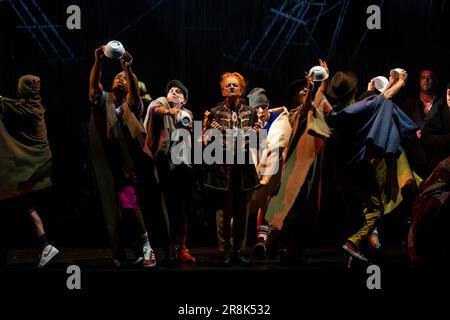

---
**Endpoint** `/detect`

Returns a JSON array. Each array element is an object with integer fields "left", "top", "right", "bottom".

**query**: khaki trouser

[
  {"left": 348, "top": 194, "right": 383, "bottom": 245},
  {"left": 216, "top": 205, "right": 250, "bottom": 251}
]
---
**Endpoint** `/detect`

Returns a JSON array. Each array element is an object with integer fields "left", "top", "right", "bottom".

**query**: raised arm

[
  {"left": 315, "top": 59, "right": 333, "bottom": 115},
  {"left": 383, "top": 69, "right": 407, "bottom": 99},
  {"left": 318, "top": 59, "right": 329, "bottom": 94},
  {"left": 154, "top": 106, "right": 180, "bottom": 117},
  {"left": 120, "top": 51, "right": 141, "bottom": 109},
  {"left": 89, "top": 46, "right": 104, "bottom": 98},
  {"left": 304, "top": 72, "right": 314, "bottom": 111}
]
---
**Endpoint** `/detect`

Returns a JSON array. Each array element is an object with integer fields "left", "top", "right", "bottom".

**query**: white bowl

[
  {"left": 175, "top": 110, "right": 192, "bottom": 127},
  {"left": 104, "top": 40, "right": 125, "bottom": 60},
  {"left": 389, "top": 68, "right": 404, "bottom": 79},
  {"left": 308, "top": 65, "right": 329, "bottom": 82},
  {"left": 372, "top": 76, "right": 389, "bottom": 93}
]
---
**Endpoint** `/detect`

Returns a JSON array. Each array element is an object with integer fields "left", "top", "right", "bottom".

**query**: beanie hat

[
  {"left": 166, "top": 79, "right": 189, "bottom": 101},
  {"left": 247, "top": 87, "right": 269, "bottom": 108}
]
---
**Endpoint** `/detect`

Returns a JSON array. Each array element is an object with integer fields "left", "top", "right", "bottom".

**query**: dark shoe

[
  {"left": 112, "top": 246, "right": 126, "bottom": 268},
  {"left": 342, "top": 240, "right": 368, "bottom": 262},
  {"left": 161, "top": 244, "right": 176, "bottom": 264},
  {"left": 220, "top": 250, "right": 231, "bottom": 266},
  {"left": 132, "top": 242, "right": 144, "bottom": 265},
  {"left": 231, "top": 250, "right": 250, "bottom": 266},
  {"left": 254, "top": 241, "right": 267, "bottom": 260}
]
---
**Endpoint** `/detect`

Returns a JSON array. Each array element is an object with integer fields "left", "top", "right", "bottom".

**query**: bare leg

[
  {"left": 29, "top": 208, "right": 59, "bottom": 268},
  {"left": 28, "top": 208, "right": 47, "bottom": 246}
]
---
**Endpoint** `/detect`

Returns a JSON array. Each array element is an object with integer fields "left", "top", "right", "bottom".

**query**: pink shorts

[{"left": 118, "top": 185, "right": 139, "bottom": 209}]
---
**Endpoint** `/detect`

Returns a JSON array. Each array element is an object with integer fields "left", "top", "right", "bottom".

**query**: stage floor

[{"left": 1, "top": 245, "right": 446, "bottom": 300}]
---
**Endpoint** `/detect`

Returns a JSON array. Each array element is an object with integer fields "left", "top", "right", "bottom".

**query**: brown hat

[{"left": 327, "top": 71, "right": 358, "bottom": 101}]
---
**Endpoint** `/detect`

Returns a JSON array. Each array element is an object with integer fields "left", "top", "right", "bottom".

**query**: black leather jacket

[{"left": 202, "top": 101, "right": 260, "bottom": 192}]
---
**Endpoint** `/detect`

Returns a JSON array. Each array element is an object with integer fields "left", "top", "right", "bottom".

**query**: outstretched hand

[
  {"left": 95, "top": 46, "right": 105, "bottom": 61},
  {"left": 319, "top": 59, "right": 329, "bottom": 74},
  {"left": 305, "top": 71, "right": 314, "bottom": 92},
  {"left": 384, "top": 68, "right": 408, "bottom": 99},
  {"left": 169, "top": 108, "right": 181, "bottom": 116},
  {"left": 120, "top": 51, "right": 133, "bottom": 68},
  {"left": 398, "top": 69, "right": 408, "bottom": 82}
]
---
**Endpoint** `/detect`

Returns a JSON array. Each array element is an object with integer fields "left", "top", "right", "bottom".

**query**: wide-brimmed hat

[
  {"left": 166, "top": 79, "right": 189, "bottom": 101},
  {"left": 327, "top": 71, "right": 358, "bottom": 100}
]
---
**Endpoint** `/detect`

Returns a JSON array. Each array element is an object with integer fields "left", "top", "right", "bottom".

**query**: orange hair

[{"left": 220, "top": 72, "right": 247, "bottom": 95}]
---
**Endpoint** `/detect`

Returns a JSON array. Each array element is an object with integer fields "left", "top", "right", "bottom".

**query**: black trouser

[
  {"left": 157, "top": 157, "right": 193, "bottom": 249},
  {"left": 216, "top": 166, "right": 251, "bottom": 252},
  {"left": 280, "top": 184, "right": 311, "bottom": 258}
]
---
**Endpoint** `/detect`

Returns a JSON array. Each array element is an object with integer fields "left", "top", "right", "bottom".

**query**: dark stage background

[{"left": 1, "top": 0, "right": 449, "bottom": 248}]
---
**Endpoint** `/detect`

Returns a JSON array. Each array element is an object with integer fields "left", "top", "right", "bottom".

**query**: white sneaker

[
  {"left": 37, "top": 245, "right": 59, "bottom": 268},
  {"left": 142, "top": 243, "right": 156, "bottom": 268}
]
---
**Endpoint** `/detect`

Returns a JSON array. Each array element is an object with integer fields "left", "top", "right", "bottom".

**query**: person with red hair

[{"left": 203, "top": 72, "right": 261, "bottom": 266}]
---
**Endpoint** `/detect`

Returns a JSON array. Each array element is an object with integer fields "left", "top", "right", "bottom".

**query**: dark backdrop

[{"left": 1, "top": 0, "right": 449, "bottom": 247}]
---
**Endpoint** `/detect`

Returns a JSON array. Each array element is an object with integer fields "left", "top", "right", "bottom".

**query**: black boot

[
  {"left": 220, "top": 249, "right": 231, "bottom": 266},
  {"left": 231, "top": 249, "right": 250, "bottom": 266},
  {"left": 254, "top": 238, "right": 267, "bottom": 260},
  {"left": 162, "top": 244, "right": 177, "bottom": 265}
]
